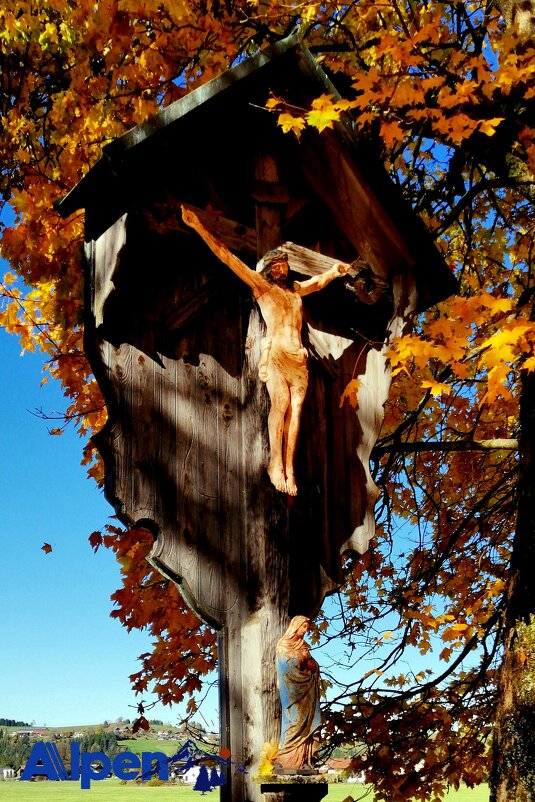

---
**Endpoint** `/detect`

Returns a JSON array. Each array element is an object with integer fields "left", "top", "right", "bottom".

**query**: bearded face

[{"left": 262, "top": 253, "right": 290, "bottom": 287}]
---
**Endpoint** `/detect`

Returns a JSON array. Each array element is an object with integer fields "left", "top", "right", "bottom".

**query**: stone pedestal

[{"left": 260, "top": 781, "right": 329, "bottom": 802}]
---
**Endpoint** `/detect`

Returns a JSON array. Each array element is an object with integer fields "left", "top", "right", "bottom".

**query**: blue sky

[{"left": 0, "top": 243, "right": 218, "bottom": 729}]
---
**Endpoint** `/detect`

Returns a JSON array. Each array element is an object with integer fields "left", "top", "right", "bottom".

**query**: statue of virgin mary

[{"left": 275, "top": 615, "right": 321, "bottom": 771}]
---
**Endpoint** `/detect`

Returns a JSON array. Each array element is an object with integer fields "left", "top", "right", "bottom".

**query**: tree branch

[{"left": 374, "top": 438, "right": 518, "bottom": 455}]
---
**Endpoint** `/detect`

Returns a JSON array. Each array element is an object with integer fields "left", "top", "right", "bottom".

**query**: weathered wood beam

[
  {"left": 146, "top": 202, "right": 257, "bottom": 258},
  {"left": 280, "top": 242, "right": 390, "bottom": 304},
  {"left": 157, "top": 205, "right": 257, "bottom": 334},
  {"left": 163, "top": 281, "right": 221, "bottom": 332},
  {"left": 279, "top": 242, "right": 340, "bottom": 277},
  {"left": 254, "top": 153, "right": 285, "bottom": 257}
]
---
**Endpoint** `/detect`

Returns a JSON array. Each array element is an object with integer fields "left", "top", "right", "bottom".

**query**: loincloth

[{"left": 259, "top": 339, "right": 308, "bottom": 391}]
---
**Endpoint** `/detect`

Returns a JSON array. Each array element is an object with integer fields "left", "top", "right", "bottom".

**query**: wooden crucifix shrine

[{"left": 57, "top": 36, "right": 456, "bottom": 802}]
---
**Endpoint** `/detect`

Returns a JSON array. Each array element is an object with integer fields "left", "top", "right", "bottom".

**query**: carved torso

[{"left": 255, "top": 284, "right": 304, "bottom": 355}]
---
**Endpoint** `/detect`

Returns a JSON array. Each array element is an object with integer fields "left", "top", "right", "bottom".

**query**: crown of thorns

[{"left": 263, "top": 249, "right": 289, "bottom": 266}]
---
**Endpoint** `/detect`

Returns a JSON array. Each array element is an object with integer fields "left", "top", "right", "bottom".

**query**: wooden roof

[{"left": 57, "top": 36, "right": 456, "bottom": 310}]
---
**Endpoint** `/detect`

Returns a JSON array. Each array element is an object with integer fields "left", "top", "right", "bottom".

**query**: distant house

[
  {"left": 156, "top": 731, "right": 174, "bottom": 740},
  {"left": 169, "top": 761, "right": 222, "bottom": 785},
  {"left": 114, "top": 727, "right": 131, "bottom": 737},
  {"left": 182, "top": 766, "right": 201, "bottom": 784},
  {"left": 318, "top": 757, "right": 365, "bottom": 782},
  {"left": 0, "top": 768, "right": 15, "bottom": 779},
  {"left": 12, "top": 728, "right": 49, "bottom": 739}
]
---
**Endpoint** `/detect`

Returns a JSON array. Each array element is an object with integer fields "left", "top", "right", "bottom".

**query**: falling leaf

[
  {"left": 132, "top": 715, "right": 150, "bottom": 733},
  {"left": 340, "top": 378, "right": 360, "bottom": 409},
  {"left": 88, "top": 531, "right": 103, "bottom": 552}
]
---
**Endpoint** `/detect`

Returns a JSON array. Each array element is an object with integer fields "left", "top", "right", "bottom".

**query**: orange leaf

[{"left": 340, "top": 378, "right": 360, "bottom": 409}]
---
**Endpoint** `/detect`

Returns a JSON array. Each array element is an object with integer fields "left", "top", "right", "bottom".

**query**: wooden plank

[
  {"left": 255, "top": 153, "right": 284, "bottom": 258},
  {"left": 280, "top": 242, "right": 341, "bottom": 277},
  {"left": 146, "top": 202, "right": 257, "bottom": 258},
  {"left": 236, "top": 306, "right": 290, "bottom": 800},
  {"left": 163, "top": 281, "right": 221, "bottom": 332},
  {"left": 93, "top": 214, "right": 127, "bottom": 328},
  {"left": 343, "top": 270, "right": 417, "bottom": 555},
  {"left": 130, "top": 347, "right": 160, "bottom": 523},
  {"left": 195, "top": 354, "right": 224, "bottom": 617},
  {"left": 99, "top": 342, "right": 135, "bottom": 521},
  {"left": 145, "top": 350, "right": 178, "bottom": 557},
  {"left": 174, "top": 357, "right": 203, "bottom": 616},
  {"left": 346, "top": 345, "right": 385, "bottom": 554},
  {"left": 216, "top": 353, "right": 242, "bottom": 622}
]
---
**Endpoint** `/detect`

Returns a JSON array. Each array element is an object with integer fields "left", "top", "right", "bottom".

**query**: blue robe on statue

[{"left": 276, "top": 652, "right": 321, "bottom": 769}]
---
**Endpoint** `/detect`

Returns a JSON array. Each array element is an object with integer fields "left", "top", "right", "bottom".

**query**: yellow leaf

[
  {"left": 258, "top": 742, "right": 278, "bottom": 776},
  {"left": 421, "top": 379, "right": 452, "bottom": 397},
  {"left": 306, "top": 106, "right": 339, "bottom": 132},
  {"left": 479, "top": 293, "right": 514, "bottom": 314},
  {"left": 479, "top": 118, "right": 505, "bottom": 136},
  {"left": 278, "top": 113, "right": 306, "bottom": 137},
  {"left": 310, "top": 93, "right": 337, "bottom": 111},
  {"left": 482, "top": 323, "right": 535, "bottom": 368},
  {"left": 483, "top": 363, "right": 512, "bottom": 405},
  {"left": 522, "top": 356, "right": 535, "bottom": 371}
]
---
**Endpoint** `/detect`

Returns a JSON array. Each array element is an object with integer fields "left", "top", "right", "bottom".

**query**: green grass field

[
  {"left": 117, "top": 738, "right": 187, "bottom": 757},
  {"left": 0, "top": 780, "right": 491, "bottom": 801}
]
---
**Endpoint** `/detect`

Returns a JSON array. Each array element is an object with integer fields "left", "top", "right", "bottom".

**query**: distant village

[{"left": 0, "top": 719, "right": 365, "bottom": 783}]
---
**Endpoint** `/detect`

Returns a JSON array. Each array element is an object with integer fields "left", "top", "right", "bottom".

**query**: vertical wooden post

[
  {"left": 253, "top": 152, "right": 286, "bottom": 258},
  {"left": 218, "top": 153, "right": 291, "bottom": 802},
  {"left": 220, "top": 305, "right": 291, "bottom": 802}
]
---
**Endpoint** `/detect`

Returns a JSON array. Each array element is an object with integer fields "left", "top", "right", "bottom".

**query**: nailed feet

[{"left": 268, "top": 464, "right": 298, "bottom": 496}]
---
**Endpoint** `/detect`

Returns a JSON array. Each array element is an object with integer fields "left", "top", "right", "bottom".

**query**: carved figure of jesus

[{"left": 181, "top": 206, "right": 350, "bottom": 495}]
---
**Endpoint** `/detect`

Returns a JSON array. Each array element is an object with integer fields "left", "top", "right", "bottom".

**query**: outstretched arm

[
  {"left": 181, "top": 205, "right": 269, "bottom": 298},
  {"left": 294, "top": 262, "right": 351, "bottom": 296}
]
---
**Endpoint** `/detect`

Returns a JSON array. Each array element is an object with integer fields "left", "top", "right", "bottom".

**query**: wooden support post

[
  {"left": 253, "top": 152, "right": 288, "bottom": 258},
  {"left": 219, "top": 305, "right": 291, "bottom": 802}
]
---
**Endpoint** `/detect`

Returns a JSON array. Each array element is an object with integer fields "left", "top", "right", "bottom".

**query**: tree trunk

[
  {"left": 490, "top": 354, "right": 535, "bottom": 801},
  {"left": 495, "top": 1, "right": 535, "bottom": 38}
]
